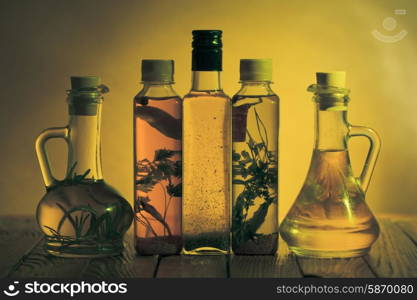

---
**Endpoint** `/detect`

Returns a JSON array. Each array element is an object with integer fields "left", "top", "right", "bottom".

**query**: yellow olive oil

[{"left": 183, "top": 92, "right": 231, "bottom": 254}]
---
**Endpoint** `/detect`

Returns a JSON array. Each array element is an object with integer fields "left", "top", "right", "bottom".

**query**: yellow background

[{"left": 0, "top": 0, "right": 416, "bottom": 220}]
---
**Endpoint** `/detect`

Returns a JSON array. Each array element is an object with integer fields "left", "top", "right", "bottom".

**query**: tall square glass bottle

[
  {"left": 134, "top": 60, "right": 182, "bottom": 255},
  {"left": 232, "top": 59, "right": 279, "bottom": 255},
  {"left": 182, "top": 30, "right": 231, "bottom": 254}
]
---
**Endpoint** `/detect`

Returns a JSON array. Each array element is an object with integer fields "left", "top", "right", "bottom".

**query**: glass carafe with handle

[
  {"left": 280, "top": 71, "right": 381, "bottom": 258},
  {"left": 35, "top": 76, "right": 133, "bottom": 258}
]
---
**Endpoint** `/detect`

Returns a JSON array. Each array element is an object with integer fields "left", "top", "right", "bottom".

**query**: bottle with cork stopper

[
  {"left": 35, "top": 76, "right": 133, "bottom": 257},
  {"left": 280, "top": 71, "right": 381, "bottom": 258}
]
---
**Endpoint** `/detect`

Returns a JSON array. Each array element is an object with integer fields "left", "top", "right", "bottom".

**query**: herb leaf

[
  {"left": 135, "top": 148, "right": 182, "bottom": 237},
  {"left": 232, "top": 106, "right": 278, "bottom": 249}
]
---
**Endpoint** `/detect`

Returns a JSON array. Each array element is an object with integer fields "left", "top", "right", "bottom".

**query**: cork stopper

[
  {"left": 316, "top": 71, "right": 346, "bottom": 88},
  {"left": 68, "top": 76, "right": 103, "bottom": 116},
  {"left": 70, "top": 76, "right": 101, "bottom": 89}
]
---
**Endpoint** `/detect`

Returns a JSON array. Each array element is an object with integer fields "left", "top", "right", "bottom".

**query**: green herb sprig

[
  {"left": 43, "top": 162, "right": 126, "bottom": 248},
  {"left": 47, "top": 162, "right": 91, "bottom": 191},
  {"left": 135, "top": 149, "right": 182, "bottom": 237},
  {"left": 232, "top": 107, "right": 278, "bottom": 248}
]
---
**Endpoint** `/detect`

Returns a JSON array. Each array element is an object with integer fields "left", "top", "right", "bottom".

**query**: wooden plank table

[{"left": 1, "top": 215, "right": 416, "bottom": 278}]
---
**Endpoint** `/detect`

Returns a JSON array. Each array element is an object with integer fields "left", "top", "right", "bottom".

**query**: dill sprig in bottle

[{"left": 231, "top": 59, "right": 279, "bottom": 255}]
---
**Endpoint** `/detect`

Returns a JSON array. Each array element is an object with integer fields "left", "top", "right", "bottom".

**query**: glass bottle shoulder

[
  {"left": 134, "top": 84, "right": 182, "bottom": 105},
  {"left": 183, "top": 90, "right": 231, "bottom": 103},
  {"left": 232, "top": 93, "right": 279, "bottom": 107},
  {"left": 232, "top": 82, "right": 279, "bottom": 106}
]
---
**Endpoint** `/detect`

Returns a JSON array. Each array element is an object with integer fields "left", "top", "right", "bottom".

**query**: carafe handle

[
  {"left": 35, "top": 127, "right": 69, "bottom": 189},
  {"left": 348, "top": 125, "right": 381, "bottom": 193}
]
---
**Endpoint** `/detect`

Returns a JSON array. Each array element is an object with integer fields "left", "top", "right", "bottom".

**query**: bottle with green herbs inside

[
  {"left": 232, "top": 59, "right": 279, "bottom": 255},
  {"left": 183, "top": 30, "right": 231, "bottom": 254},
  {"left": 35, "top": 76, "right": 133, "bottom": 257},
  {"left": 134, "top": 60, "right": 182, "bottom": 255}
]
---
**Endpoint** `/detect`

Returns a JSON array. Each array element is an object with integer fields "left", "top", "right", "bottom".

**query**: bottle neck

[
  {"left": 236, "top": 81, "right": 274, "bottom": 96},
  {"left": 138, "top": 82, "right": 178, "bottom": 98},
  {"left": 66, "top": 99, "right": 103, "bottom": 181},
  {"left": 191, "top": 71, "right": 222, "bottom": 91},
  {"left": 314, "top": 101, "right": 349, "bottom": 151}
]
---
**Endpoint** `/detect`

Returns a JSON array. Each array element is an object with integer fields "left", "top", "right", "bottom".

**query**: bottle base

[
  {"left": 135, "top": 236, "right": 182, "bottom": 256},
  {"left": 233, "top": 251, "right": 277, "bottom": 256},
  {"left": 288, "top": 246, "right": 370, "bottom": 258},
  {"left": 232, "top": 233, "right": 278, "bottom": 255},
  {"left": 45, "top": 238, "right": 124, "bottom": 258},
  {"left": 182, "top": 247, "right": 229, "bottom": 255},
  {"left": 182, "top": 232, "right": 230, "bottom": 255}
]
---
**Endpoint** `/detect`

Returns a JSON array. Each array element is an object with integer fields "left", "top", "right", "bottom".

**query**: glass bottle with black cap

[{"left": 182, "top": 30, "right": 231, "bottom": 255}]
